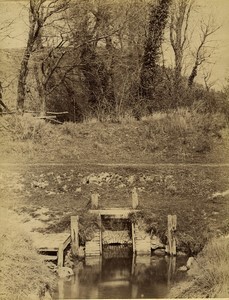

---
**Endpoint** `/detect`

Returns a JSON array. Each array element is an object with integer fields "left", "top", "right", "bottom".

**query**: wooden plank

[
  {"left": 63, "top": 235, "right": 71, "bottom": 250},
  {"left": 89, "top": 209, "right": 139, "bottom": 217},
  {"left": 42, "top": 255, "right": 58, "bottom": 261},
  {"left": 33, "top": 233, "right": 70, "bottom": 250},
  {"left": 38, "top": 247, "right": 58, "bottom": 252}
]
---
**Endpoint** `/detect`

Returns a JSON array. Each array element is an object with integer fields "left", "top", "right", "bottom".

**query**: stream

[{"left": 53, "top": 246, "right": 187, "bottom": 299}]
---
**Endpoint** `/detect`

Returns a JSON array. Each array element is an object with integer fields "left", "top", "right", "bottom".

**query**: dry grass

[
  {"left": 173, "top": 237, "right": 229, "bottom": 298},
  {"left": 194, "top": 237, "right": 229, "bottom": 298},
  {"left": 0, "top": 208, "right": 55, "bottom": 300}
]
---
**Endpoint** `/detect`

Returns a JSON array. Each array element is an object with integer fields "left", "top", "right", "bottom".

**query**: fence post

[
  {"left": 91, "top": 193, "right": 99, "bottom": 209},
  {"left": 71, "top": 216, "right": 79, "bottom": 256},
  {"left": 132, "top": 187, "right": 139, "bottom": 209}
]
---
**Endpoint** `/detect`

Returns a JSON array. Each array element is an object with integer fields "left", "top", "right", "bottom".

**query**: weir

[{"left": 33, "top": 190, "right": 177, "bottom": 265}]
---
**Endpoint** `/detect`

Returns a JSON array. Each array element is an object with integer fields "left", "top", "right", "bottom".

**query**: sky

[{"left": 0, "top": 0, "right": 229, "bottom": 90}]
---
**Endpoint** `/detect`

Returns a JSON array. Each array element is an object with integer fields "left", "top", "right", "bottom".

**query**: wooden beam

[
  {"left": 42, "top": 255, "right": 58, "bottom": 261},
  {"left": 89, "top": 209, "right": 140, "bottom": 217},
  {"left": 71, "top": 216, "right": 79, "bottom": 256},
  {"left": 58, "top": 243, "right": 64, "bottom": 267}
]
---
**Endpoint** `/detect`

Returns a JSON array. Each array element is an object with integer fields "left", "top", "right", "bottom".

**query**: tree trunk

[
  {"left": 16, "top": 16, "right": 36, "bottom": 113},
  {"left": 34, "top": 63, "right": 46, "bottom": 116},
  {"left": 188, "top": 64, "right": 198, "bottom": 87},
  {"left": 139, "top": 0, "right": 171, "bottom": 103},
  {"left": 17, "top": 49, "right": 32, "bottom": 113}
]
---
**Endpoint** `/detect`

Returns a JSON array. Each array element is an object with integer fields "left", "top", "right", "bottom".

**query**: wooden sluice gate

[
  {"left": 85, "top": 189, "right": 151, "bottom": 256},
  {"left": 32, "top": 190, "right": 177, "bottom": 263}
]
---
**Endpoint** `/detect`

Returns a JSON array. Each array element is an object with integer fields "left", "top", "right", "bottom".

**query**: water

[{"left": 53, "top": 247, "right": 187, "bottom": 299}]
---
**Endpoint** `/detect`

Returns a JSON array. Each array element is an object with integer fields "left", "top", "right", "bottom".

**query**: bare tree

[
  {"left": 169, "top": 0, "right": 194, "bottom": 87},
  {"left": 16, "top": 0, "right": 70, "bottom": 113},
  {"left": 188, "top": 18, "right": 220, "bottom": 87}
]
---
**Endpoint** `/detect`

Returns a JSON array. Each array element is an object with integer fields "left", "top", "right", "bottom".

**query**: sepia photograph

[{"left": 0, "top": 0, "right": 229, "bottom": 299}]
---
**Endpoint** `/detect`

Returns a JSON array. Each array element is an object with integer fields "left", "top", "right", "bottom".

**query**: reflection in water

[{"left": 54, "top": 248, "right": 186, "bottom": 299}]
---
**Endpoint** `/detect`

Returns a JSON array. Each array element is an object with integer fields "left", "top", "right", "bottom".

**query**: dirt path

[{"left": 1, "top": 162, "right": 229, "bottom": 167}]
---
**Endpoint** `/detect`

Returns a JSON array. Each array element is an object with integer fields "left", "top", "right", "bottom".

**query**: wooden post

[
  {"left": 132, "top": 187, "right": 138, "bottom": 209},
  {"left": 58, "top": 279, "right": 64, "bottom": 300},
  {"left": 167, "top": 215, "right": 177, "bottom": 256},
  {"left": 167, "top": 256, "right": 176, "bottom": 287},
  {"left": 132, "top": 223, "right": 136, "bottom": 254},
  {"left": 91, "top": 193, "right": 99, "bottom": 209},
  {"left": 71, "top": 216, "right": 79, "bottom": 256},
  {"left": 58, "top": 243, "right": 64, "bottom": 267}
]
